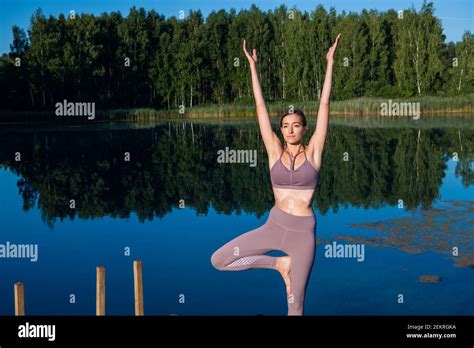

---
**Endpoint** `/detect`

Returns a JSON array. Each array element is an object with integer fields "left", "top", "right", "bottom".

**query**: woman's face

[{"left": 280, "top": 114, "right": 308, "bottom": 145}]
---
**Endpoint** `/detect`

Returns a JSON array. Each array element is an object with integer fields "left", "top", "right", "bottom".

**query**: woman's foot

[{"left": 275, "top": 256, "right": 291, "bottom": 295}]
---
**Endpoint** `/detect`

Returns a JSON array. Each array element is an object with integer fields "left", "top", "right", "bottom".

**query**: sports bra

[{"left": 270, "top": 144, "right": 319, "bottom": 190}]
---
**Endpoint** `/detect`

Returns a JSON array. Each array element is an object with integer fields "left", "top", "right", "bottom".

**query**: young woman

[{"left": 211, "top": 34, "right": 341, "bottom": 315}]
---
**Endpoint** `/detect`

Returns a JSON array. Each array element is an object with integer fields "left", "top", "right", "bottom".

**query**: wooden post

[
  {"left": 14, "top": 282, "right": 25, "bottom": 316},
  {"left": 133, "top": 260, "right": 144, "bottom": 316},
  {"left": 96, "top": 266, "right": 105, "bottom": 316}
]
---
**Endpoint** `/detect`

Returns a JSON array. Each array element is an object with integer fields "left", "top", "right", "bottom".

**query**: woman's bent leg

[{"left": 210, "top": 219, "right": 285, "bottom": 271}]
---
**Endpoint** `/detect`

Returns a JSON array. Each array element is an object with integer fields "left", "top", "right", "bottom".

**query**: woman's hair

[{"left": 280, "top": 109, "right": 307, "bottom": 127}]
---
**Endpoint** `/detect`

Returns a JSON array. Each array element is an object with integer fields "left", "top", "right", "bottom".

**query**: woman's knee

[{"left": 210, "top": 248, "right": 226, "bottom": 270}]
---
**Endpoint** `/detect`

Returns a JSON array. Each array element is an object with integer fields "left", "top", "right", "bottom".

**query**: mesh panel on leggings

[{"left": 227, "top": 255, "right": 266, "bottom": 268}]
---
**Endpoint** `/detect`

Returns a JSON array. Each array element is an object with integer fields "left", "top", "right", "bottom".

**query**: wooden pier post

[
  {"left": 133, "top": 260, "right": 144, "bottom": 315},
  {"left": 14, "top": 282, "right": 25, "bottom": 316},
  {"left": 96, "top": 266, "right": 105, "bottom": 315}
]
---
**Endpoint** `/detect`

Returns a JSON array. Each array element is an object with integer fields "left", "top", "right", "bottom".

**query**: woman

[{"left": 211, "top": 34, "right": 341, "bottom": 315}]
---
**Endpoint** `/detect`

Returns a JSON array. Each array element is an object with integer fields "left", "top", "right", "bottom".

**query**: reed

[{"left": 0, "top": 94, "right": 472, "bottom": 123}]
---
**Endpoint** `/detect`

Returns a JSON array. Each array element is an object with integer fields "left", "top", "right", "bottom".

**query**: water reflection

[
  {"left": 322, "top": 199, "right": 474, "bottom": 268},
  {"left": 0, "top": 119, "right": 472, "bottom": 228}
]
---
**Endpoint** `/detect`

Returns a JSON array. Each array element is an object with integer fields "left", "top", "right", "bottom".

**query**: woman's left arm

[{"left": 309, "top": 34, "right": 340, "bottom": 163}]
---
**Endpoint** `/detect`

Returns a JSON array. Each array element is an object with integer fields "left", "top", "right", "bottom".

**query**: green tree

[
  {"left": 360, "top": 10, "right": 391, "bottom": 96},
  {"left": 204, "top": 9, "right": 231, "bottom": 104},
  {"left": 227, "top": 8, "right": 250, "bottom": 101},
  {"left": 394, "top": 2, "right": 445, "bottom": 96},
  {"left": 117, "top": 7, "right": 150, "bottom": 106},
  {"left": 453, "top": 31, "right": 474, "bottom": 94},
  {"left": 308, "top": 5, "right": 332, "bottom": 101},
  {"left": 333, "top": 12, "right": 369, "bottom": 99}
]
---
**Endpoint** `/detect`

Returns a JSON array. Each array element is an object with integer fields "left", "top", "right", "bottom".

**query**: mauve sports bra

[{"left": 270, "top": 144, "right": 319, "bottom": 190}]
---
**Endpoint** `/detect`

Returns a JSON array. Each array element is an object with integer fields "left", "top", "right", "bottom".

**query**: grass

[
  {"left": 97, "top": 94, "right": 474, "bottom": 121},
  {"left": 0, "top": 94, "right": 472, "bottom": 123}
]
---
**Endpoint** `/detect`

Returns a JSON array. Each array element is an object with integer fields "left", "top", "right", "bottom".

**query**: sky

[{"left": 0, "top": 0, "right": 472, "bottom": 54}]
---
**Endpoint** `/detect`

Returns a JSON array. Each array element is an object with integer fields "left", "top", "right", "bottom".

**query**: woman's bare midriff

[{"left": 273, "top": 187, "right": 315, "bottom": 216}]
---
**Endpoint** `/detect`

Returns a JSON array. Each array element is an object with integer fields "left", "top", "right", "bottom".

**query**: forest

[{"left": 0, "top": 2, "right": 472, "bottom": 112}]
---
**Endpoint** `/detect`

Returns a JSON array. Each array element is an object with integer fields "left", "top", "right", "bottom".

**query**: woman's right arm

[{"left": 243, "top": 39, "right": 281, "bottom": 161}]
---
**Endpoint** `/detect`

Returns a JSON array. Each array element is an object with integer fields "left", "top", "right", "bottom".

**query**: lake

[{"left": 0, "top": 115, "right": 472, "bottom": 315}]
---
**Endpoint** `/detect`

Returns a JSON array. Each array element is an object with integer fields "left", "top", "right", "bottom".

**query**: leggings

[{"left": 210, "top": 205, "right": 316, "bottom": 315}]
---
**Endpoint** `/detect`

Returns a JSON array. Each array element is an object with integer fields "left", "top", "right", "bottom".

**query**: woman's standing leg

[{"left": 281, "top": 227, "right": 316, "bottom": 315}]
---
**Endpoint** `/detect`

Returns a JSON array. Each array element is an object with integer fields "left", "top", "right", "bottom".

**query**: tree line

[{"left": 0, "top": 2, "right": 472, "bottom": 111}]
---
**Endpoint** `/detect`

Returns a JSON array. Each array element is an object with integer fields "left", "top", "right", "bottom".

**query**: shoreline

[{"left": 0, "top": 95, "right": 473, "bottom": 124}]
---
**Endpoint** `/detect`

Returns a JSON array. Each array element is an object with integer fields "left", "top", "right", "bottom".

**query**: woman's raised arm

[
  {"left": 309, "top": 34, "right": 341, "bottom": 156},
  {"left": 243, "top": 39, "right": 280, "bottom": 160}
]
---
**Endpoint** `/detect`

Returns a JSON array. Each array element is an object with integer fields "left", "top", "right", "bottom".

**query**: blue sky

[{"left": 1, "top": 0, "right": 472, "bottom": 54}]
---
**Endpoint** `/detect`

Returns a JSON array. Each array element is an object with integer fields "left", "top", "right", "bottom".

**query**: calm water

[{"left": 0, "top": 116, "right": 473, "bottom": 315}]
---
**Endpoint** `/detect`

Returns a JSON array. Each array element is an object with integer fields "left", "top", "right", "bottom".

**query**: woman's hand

[
  {"left": 326, "top": 33, "right": 341, "bottom": 64},
  {"left": 243, "top": 39, "right": 257, "bottom": 66}
]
